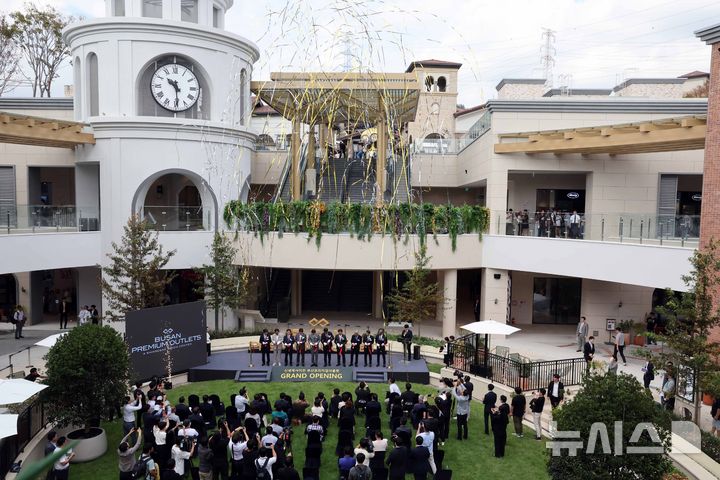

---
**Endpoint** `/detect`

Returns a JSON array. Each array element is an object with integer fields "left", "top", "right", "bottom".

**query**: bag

[
  {"left": 353, "top": 466, "right": 369, "bottom": 480},
  {"left": 132, "top": 455, "right": 151, "bottom": 479},
  {"left": 256, "top": 457, "right": 271, "bottom": 480}
]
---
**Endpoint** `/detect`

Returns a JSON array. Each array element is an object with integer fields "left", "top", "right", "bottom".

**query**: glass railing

[
  {"left": 142, "top": 206, "right": 211, "bottom": 231},
  {"left": 493, "top": 211, "right": 700, "bottom": 247},
  {"left": 411, "top": 110, "right": 493, "bottom": 155},
  {"left": 458, "top": 110, "right": 492, "bottom": 151},
  {"left": 0, "top": 205, "right": 100, "bottom": 234}
]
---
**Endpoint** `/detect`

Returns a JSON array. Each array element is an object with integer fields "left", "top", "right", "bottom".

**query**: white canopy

[
  {"left": 0, "top": 414, "right": 19, "bottom": 439},
  {"left": 460, "top": 320, "right": 520, "bottom": 336},
  {"left": 0, "top": 379, "right": 48, "bottom": 405},
  {"left": 34, "top": 332, "right": 67, "bottom": 348}
]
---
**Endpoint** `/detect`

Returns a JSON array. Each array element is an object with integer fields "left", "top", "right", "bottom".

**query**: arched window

[
  {"left": 437, "top": 76, "right": 447, "bottom": 92},
  {"left": 73, "top": 57, "right": 82, "bottom": 119},
  {"left": 421, "top": 132, "right": 445, "bottom": 154},
  {"left": 140, "top": 172, "right": 209, "bottom": 231},
  {"left": 136, "top": 55, "right": 210, "bottom": 119},
  {"left": 142, "top": 0, "right": 163, "bottom": 18},
  {"left": 425, "top": 76, "right": 435, "bottom": 92},
  {"left": 87, "top": 53, "right": 99, "bottom": 117},
  {"left": 113, "top": 0, "right": 125, "bottom": 16}
]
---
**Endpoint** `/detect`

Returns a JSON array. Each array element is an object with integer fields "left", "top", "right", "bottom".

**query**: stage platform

[{"left": 188, "top": 350, "right": 430, "bottom": 384}]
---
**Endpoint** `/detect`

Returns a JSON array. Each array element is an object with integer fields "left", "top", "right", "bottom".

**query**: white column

[
  {"left": 441, "top": 269, "right": 457, "bottom": 338},
  {"left": 480, "top": 268, "right": 509, "bottom": 322}
]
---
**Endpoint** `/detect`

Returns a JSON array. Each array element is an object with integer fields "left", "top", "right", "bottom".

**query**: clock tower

[{"left": 63, "top": 0, "right": 259, "bottom": 329}]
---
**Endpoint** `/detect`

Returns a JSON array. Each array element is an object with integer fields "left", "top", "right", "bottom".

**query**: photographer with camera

[
  {"left": 118, "top": 428, "right": 142, "bottom": 480},
  {"left": 450, "top": 378, "right": 470, "bottom": 441},
  {"left": 171, "top": 434, "right": 196, "bottom": 477},
  {"left": 228, "top": 426, "right": 249, "bottom": 479}
]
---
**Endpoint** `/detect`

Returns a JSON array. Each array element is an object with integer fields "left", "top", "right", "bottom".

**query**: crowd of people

[
  {"left": 505, "top": 209, "right": 584, "bottom": 239},
  {"left": 257, "top": 325, "right": 416, "bottom": 368}
]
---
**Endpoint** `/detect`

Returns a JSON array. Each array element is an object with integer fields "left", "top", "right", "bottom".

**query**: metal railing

[
  {"left": 496, "top": 211, "right": 700, "bottom": 247},
  {"left": 142, "top": 205, "right": 210, "bottom": 231},
  {"left": 411, "top": 110, "right": 492, "bottom": 155},
  {"left": 0, "top": 205, "right": 100, "bottom": 234},
  {"left": 448, "top": 336, "right": 586, "bottom": 392},
  {"left": 0, "top": 399, "right": 46, "bottom": 478}
]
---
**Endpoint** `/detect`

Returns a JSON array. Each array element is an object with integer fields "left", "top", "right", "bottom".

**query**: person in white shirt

[
  {"left": 122, "top": 394, "right": 143, "bottom": 436},
  {"left": 177, "top": 420, "right": 199, "bottom": 439},
  {"left": 569, "top": 210, "right": 582, "bottom": 239},
  {"left": 171, "top": 436, "right": 196, "bottom": 476},
  {"left": 255, "top": 445, "right": 278, "bottom": 480},
  {"left": 53, "top": 436, "right": 75, "bottom": 479},
  {"left": 311, "top": 398, "right": 325, "bottom": 418},
  {"left": 372, "top": 431, "right": 388, "bottom": 453},
  {"left": 229, "top": 427, "right": 250, "bottom": 478},
  {"left": 77, "top": 305, "right": 91, "bottom": 325},
  {"left": 417, "top": 422, "right": 437, "bottom": 474},
  {"left": 353, "top": 438, "right": 375, "bottom": 466},
  {"left": 235, "top": 388, "right": 250, "bottom": 415},
  {"left": 388, "top": 377, "right": 401, "bottom": 396},
  {"left": 261, "top": 426, "right": 278, "bottom": 447}
]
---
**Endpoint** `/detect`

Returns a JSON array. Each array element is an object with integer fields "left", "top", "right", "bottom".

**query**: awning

[{"left": 494, "top": 115, "right": 706, "bottom": 155}]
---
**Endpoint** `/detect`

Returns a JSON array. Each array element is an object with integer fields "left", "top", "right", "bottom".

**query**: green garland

[{"left": 222, "top": 200, "right": 490, "bottom": 252}]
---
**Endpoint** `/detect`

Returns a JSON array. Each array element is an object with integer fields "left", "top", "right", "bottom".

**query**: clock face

[{"left": 150, "top": 63, "right": 199, "bottom": 112}]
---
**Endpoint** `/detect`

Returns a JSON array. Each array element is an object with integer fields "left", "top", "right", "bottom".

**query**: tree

[
  {"left": 3, "top": 4, "right": 73, "bottom": 97},
  {"left": 44, "top": 324, "right": 130, "bottom": 433},
  {"left": 101, "top": 215, "right": 176, "bottom": 321},
  {"left": 683, "top": 80, "right": 709, "bottom": 98},
  {"left": 386, "top": 245, "right": 443, "bottom": 336},
  {"left": 195, "top": 231, "right": 248, "bottom": 330},
  {"left": 654, "top": 239, "right": 720, "bottom": 424},
  {"left": 548, "top": 372, "right": 673, "bottom": 480},
  {"left": 0, "top": 16, "right": 22, "bottom": 96}
]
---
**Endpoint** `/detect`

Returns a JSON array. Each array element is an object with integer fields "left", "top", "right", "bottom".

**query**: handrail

[{"left": 274, "top": 144, "right": 308, "bottom": 203}]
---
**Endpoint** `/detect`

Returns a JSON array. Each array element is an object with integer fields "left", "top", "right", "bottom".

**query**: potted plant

[
  {"left": 43, "top": 324, "right": 130, "bottom": 462},
  {"left": 701, "top": 374, "right": 720, "bottom": 406},
  {"left": 632, "top": 322, "right": 647, "bottom": 346}
]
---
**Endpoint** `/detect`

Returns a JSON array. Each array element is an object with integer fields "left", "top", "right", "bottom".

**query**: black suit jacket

[
  {"left": 409, "top": 446, "right": 431, "bottom": 475},
  {"left": 482, "top": 391, "right": 497, "bottom": 412},
  {"left": 386, "top": 446, "right": 408, "bottom": 477},
  {"left": 547, "top": 381, "right": 564, "bottom": 401},
  {"left": 583, "top": 341, "right": 595, "bottom": 361}
]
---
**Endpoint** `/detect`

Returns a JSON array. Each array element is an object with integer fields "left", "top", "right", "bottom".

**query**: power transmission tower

[
  {"left": 342, "top": 34, "right": 354, "bottom": 72},
  {"left": 540, "top": 28, "right": 556, "bottom": 89}
]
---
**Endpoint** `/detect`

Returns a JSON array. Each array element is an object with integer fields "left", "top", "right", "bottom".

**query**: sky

[{"left": 2, "top": 0, "right": 718, "bottom": 106}]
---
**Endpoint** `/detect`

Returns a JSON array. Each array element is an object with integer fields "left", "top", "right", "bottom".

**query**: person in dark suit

[
  {"left": 335, "top": 329, "right": 347, "bottom": 367},
  {"left": 482, "top": 384, "right": 497, "bottom": 435},
  {"left": 295, "top": 328, "right": 307, "bottom": 366},
  {"left": 362, "top": 330, "right": 374, "bottom": 367},
  {"left": 375, "top": 329, "right": 387, "bottom": 367},
  {"left": 321, "top": 328, "right": 334, "bottom": 367},
  {"left": 401, "top": 325, "right": 414, "bottom": 362},
  {"left": 490, "top": 406, "right": 507, "bottom": 458},
  {"left": 283, "top": 329, "right": 295, "bottom": 366},
  {"left": 175, "top": 396, "right": 190, "bottom": 422},
  {"left": 259, "top": 329, "right": 271, "bottom": 366},
  {"left": 583, "top": 336, "right": 596, "bottom": 369},
  {"left": 547, "top": 374, "right": 564, "bottom": 409},
  {"left": 386, "top": 439, "right": 408, "bottom": 480},
  {"left": 643, "top": 360, "right": 655, "bottom": 389},
  {"left": 349, "top": 331, "right": 362, "bottom": 367},
  {"left": 408, "top": 436, "right": 431, "bottom": 480}
]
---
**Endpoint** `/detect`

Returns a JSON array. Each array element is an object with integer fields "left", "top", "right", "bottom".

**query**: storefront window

[{"left": 532, "top": 277, "right": 581, "bottom": 324}]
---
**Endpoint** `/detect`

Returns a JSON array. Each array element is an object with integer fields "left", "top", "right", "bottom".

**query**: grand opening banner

[{"left": 126, "top": 300, "right": 207, "bottom": 380}]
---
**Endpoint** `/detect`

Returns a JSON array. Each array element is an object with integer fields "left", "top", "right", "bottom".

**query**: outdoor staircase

[
  {"left": 353, "top": 370, "right": 387, "bottom": 383},
  {"left": 235, "top": 369, "right": 271, "bottom": 383}
]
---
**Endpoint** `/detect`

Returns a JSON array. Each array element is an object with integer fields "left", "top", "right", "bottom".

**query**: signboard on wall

[
  {"left": 606, "top": 318, "right": 616, "bottom": 331},
  {"left": 270, "top": 366, "right": 352, "bottom": 382},
  {"left": 126, "top": 300, "right": 207, "bottom": 380}
]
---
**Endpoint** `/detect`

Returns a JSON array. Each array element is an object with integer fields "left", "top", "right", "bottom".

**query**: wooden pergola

[
  {"left": 494, "top": 115, "right": 706, "bottom": 155},
  {"left": 0, "top": 111, "right": 95, "bottom": 149}
]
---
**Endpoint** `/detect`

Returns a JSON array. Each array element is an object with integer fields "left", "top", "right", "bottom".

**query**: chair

[
  {"left": 230, "top": 394, "right": 237, "bottom": 409},
  {"left": 335, "top": 430, "right": 353, "bottom": 456},
  {"left": 303, "top": 467, "right": 319, "bottom": 480},
  {"left": 372, "top": 467, "right": 388, "bottom": 480},
  {"left": 434, "top": 450, "right": 445, "bottom": 470},
  {"left": 225, "top": 406, "right": 239, "bottom": 429},
  {"left": 434, "top": 469, "right": 452, "bottom": 480},
  {"left": 188, "top": 394, "right": 200, "bottom": 409},
  {"left": 210, "top": 394, "right": 225, "bottom": 415},
  {"left": 365, "top": 416, "right": 381, "bottom": 438}
]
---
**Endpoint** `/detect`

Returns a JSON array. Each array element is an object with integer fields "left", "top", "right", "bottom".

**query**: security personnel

[
  {"left": 350, "top": 331, "right": 362, "bottom": 367},
  {"left": 362, "top": 330, "right": 375, "bottom": 367},
  {"left": 296, "top": 328, "right": 307, "bottom": 367},
  {"left": 334, "top": 329, "right": 348, "bottom": 367},
  {"left": 321, "top": 328, "right": 334, "bottom": 367}
]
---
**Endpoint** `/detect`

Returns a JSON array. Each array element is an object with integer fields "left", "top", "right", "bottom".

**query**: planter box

[{"left": 67, "top": 427, "right": 107, "bottom": 462}]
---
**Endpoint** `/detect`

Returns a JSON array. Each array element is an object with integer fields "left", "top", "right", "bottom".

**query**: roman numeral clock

[{"left": 150, "top": 63, "right": 199, "bottom": 112}]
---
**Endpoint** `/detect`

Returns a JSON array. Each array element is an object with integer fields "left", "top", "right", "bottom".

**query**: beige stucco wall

[
  {"left": 497, "top": 83, "right": 547, "bottom": 100},
  {"left": 252, "top": 150, "right": 286, "bottom": 184},
  {"left": 613, "top": 83, "right": 685, "bottom": 98},
  {"left": 407, "top": 66, "right": 459, "bottom": 142}
]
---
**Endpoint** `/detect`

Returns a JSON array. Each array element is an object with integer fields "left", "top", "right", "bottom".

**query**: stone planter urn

[{"left": 67, "top": 427, "right": 107, "bottom": 462}]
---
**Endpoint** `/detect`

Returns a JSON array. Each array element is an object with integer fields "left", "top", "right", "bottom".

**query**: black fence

[
  {"left": 0, "top": 400, "right": 46, "bottom": 478},
  {"left": 448, "top": 335, "right": 586, "bottom": 392}
]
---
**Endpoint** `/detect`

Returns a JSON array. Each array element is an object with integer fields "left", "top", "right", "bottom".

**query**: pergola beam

[{"left": 0, "top": 111, "right": 94, "bottom": 149}]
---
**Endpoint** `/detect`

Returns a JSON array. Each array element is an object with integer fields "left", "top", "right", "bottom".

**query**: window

[
  {"left": 113, "top": 0, "right": 125, "bottom": 16},
  {"left": 240, "top": 69, "right": 247, "bottom": 125},
  {"left": 181, "top": 0, "right": 198, "bottom": 23},
  {"left": 437, "top": 76, "right": 447, "bottom": 92},
  {"left": 532, "top": 277, "right": 581, "bottom": 324},
  {"left": 87, "top": 53, "right": 99, "bottom": 117},
  {"left": 73, "top": 58, "right": 82, "bottom": 118},
  {"left": 213, "top": 6, "right": 221, "bottom": 27},
  {"left": 142, "top": 0, "right": 163, "bottom": 18},
  {"left": 424, "top": 76, "right": 434, "bottom": 92}
]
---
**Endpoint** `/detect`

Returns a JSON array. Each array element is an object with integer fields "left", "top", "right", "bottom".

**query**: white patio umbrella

[
  {"left": 460, "top": 320, "right": 521, "bottom": 376},
  {"left": 34, "top": 332, "right": 67, "bottom": 348},
  {"left": 0, "top": 414, "right": 19, "bottom": 439},
  {"left": 0, "top": 379, "right": 48, "bottom": 405}
]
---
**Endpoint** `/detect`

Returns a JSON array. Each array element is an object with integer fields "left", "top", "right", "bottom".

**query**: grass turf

[{"left": 69, "top": 380, "right": 549, "bottom": 480}]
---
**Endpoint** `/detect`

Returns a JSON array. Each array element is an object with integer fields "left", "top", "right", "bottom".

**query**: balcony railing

[
  {"left": 0, "top": 205, "right": 100, "bottom": 234},
  {"left": 411, "top": 110, "right": 492, "bottom": 155},
  {"left": 142, "top": 205, "right": 210, "bottom": 231},
  {"left": 495, "top": 211, "right": 700, "bottom": 247}
]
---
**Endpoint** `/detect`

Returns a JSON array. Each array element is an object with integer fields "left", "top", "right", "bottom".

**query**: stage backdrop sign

[
  {"left": 126, "top": 300, "right": 207, "bottom": 380},
  {"left": 271, "top": 366, "right": 352, "bottom": 382}
]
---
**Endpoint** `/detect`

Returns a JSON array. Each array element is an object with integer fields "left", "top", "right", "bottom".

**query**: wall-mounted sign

[
  {"left": 606, "top": 318, "right": 616, "bottom": 331},
  {"left": 567, "top": 192, "right": 580, "bottom": 199},
  {"left": 692, "top": 193, "right": 702, "bottom": 201}
]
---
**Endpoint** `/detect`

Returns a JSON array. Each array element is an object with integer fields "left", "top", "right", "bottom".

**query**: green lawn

[
  {"left": 426, "top": 362, "right": 443, "bottom": 374},
  {"left": 70, "top": 380, "right": 549, "bottom": 480}
]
